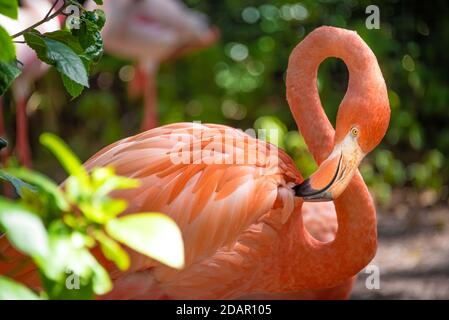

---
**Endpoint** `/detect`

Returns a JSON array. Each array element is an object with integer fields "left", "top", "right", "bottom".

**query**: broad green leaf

[
  {"left": 80, "top": 198, "right": 127, "bottom": 223},
  {"left": 64, "top": 175, "right": 85, "bottom": 201},
  {"left": 5, "top": 167, "right": 69, "bottom": 211},
  {"left": 39, "top": 133, "right": 89, "bottom": 185},
  {"left": 93, "top": 0, "right": 104, "bottom": 5},
  {"left": 38, "top": 234, "right": 112, "bottom": 296},
  {"left": 0, "top": 0, "right": 18, "bottom": 19},
  {"left": 89, "top": 258, "right": 111, "bottom": 295},
  {"left": 0, "top": 60, "right": 21, "bottom": 96},
  {"left": 0, "top": 198, "right": 49, "bottom": 258},
  {"left": 99, "top": 199, "right": 128, "bottom": 218},
  {"left": 0, "top": 276, "right": 41, "bottom": 300},
  {"left": 44, "top": 30, "right": 83, "bottom": 54},
  {"left": 0, "top": 25, "right": 15, "bottom": 61},
  {"left": 92, "top": 167, "right": 139, "bottom": 197},
  {"left": 23, "top": 31, "right": 48, "bottom": 63},
  {"left": 43, "top": 38, "right": 89, "bottom": 87},
  {"left": 106, "top": 213, "right": 185, "bottom": 269},
  {"left": 95, "top": 231, "right": 130, "bottom": 271},
  {"left": 0, "top": 169, "right": 36, "bottom": 196},
  {"left": 62, "top": 74, "right": 84, "bottom": 98},
  {"left": 24, "top": 31, "right": 89, "bottom": 88}
]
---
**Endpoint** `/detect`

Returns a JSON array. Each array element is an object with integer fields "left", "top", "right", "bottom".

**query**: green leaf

[
  {"left": 92, "top": 9, "right": 106, "bottom": 29},
  {"left": 92, "top": 0, "right": 104, "bottom": 5},
  {"left": 92, "top": 167, "right": 139, "bottom": 197},
  {"left": 62, "top": 74, "right": 84, "bottom": 98},
  {"left": 44, "top": 38, "right": 89, "bottom": 87},
  {"left": 39, "top": 271, "right": 94, "bottom": 300},
  {"left": 0, "top": 25, "right": 15, "bottom": 61},
  {"left": 44, "top": 30, "right": 83, "bottom": 54},
  {"left": 106, "top": 213, "right": 185, "bottom": 269},
  {"left": 0, "top": 198, "right": 49, "bottom": 258},
  {"left": 0, "top": 60, "right": 21, "bottom": 96},
  {"left": 0, "top": 169, "right": 37, "bottom": 196},
  {"left": 39, "top": 133, "right": 89, "bottom": 185},
  {"left": 79, "top": 199, "right": 127, "bottom": 224},
  {"left": 95, "top": 231, "right": 130, "bottom": 271},
  {"left": 0, "top": 0, "right": 18, "bottom": 19},
  {"left": 41, "top": 32, "right": 85, "bottom": 98},
  {"left": 24, "top": 31, "right": 89, "bottom": 88},
  {"left": 23, "top": 31, "right": 48, "bottom": 62},
  {"left": 38, "top": 234, "right": 112, "bottom": 296},
  {"left": 5, "top": 167, "right": 69, "bottom": 211},
  {"left": 74, "top": 11, "right": 105, "bottom": 64},
  {"left": 0, "top": 276, "right": 41, "bottom": 300}
]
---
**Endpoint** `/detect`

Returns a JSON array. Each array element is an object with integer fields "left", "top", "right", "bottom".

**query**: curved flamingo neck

[
  {"left": 281, "top": 26, "right": 379, "bottom": 290},
  {"left": 286, "top": 26, "right": 385, "bottom": 163}
]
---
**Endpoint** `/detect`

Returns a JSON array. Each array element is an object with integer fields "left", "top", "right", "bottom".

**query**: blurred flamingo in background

[
  {"left": 88, "top": 0, "right": 219, "bottom": 131},
  {"left": 0, "top": 0, "right": 60, "bottom": 168},
  {"left": 0, "top": 26, "right": 390, "bottom": 299}
]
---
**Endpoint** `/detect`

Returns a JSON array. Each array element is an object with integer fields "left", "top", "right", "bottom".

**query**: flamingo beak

[{"left": 294, "top": 134, "right": 365, "bottom": 201}]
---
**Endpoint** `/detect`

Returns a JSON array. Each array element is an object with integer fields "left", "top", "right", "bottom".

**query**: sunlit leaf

[
  {"left": 106, "top": 213, "right": 184, "bottom": 269},
  {"left": 39, "top": 271, "right": 93, "bottom": 300},
  {"left": 38, "top": 234, "right": 112, "bottom": 296},
  {"left": 40, "top": 133, "right": 89, "bottom": 185},
  {"left": 92, "top": 167, "right": 139, "bottom": 197},
  {"left": 0, "top": 0, "right": 18, "bottom": 19},
  {"left": 0, "top": 25, "right": 15, "bottom": 61},
  {"left": 95, "top": 231, "right": 130, "bottom": 271},
  {"left": 0, "top": 276, "right": 41, "bottom": 300},
  {"left": 78, "top": 197, "right": 126, "bottom": 223},
  {"left": 0, "top": 198, "right": 49, "bottom": 258}
]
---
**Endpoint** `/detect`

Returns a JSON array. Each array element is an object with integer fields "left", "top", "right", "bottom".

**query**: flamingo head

[{"left": 295, "top": 87, "right": 390, "bottom": 202}]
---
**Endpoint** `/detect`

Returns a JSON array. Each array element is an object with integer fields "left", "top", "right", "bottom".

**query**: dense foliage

[{"left": 0, "top": 133, "right": 184, "bottom": 299}]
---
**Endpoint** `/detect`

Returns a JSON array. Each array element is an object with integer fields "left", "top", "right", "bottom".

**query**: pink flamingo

[
  {"left": 0, "top": 26, "right": 390, "bottom": 299},
  {"left": 89, "top": 0, "right": 218, "bottom": 131},
  {"left": 0, "top": 0, "right": 60, "bottom": 168}
]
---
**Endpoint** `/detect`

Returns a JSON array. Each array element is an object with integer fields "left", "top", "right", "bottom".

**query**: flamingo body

[
  {"left": 0, "top": 26, "right": 390, "bottom": 300},
  {"left": 0, "top": 124, "right": 352, "bottom": 299}
]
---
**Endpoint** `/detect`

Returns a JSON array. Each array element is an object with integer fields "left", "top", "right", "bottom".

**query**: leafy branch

[
  {"left": 0, "top": 0, "right": 105, "bottom": 97},
  {"left": 11, "top": 0, "right": 69, "bottom": 39},
  {"left": 0, "top": 133, "right": 184, "bottom": 299}
]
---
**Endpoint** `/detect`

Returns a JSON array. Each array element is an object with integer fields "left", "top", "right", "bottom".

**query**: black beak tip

[
  {"left": 294, "top": 178, "right": 313, "bottom": 197},
  {"left": 293, "top": 178, "right": 333, "bottom": 202}
]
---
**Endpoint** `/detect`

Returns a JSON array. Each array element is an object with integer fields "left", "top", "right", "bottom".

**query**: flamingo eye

[{"left": 350, "top": 127, "right": 359, "bottom": 137}]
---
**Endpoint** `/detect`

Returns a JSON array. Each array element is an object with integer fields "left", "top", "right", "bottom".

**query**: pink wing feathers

[
  {"left": 83, "top": 123, "right": 302, "bottom": 298},
  {"left": 1, "top": 123, "right": 303, "bottom": 299},
  {"left": 84, "top": 123, "right": 300, "bottom": 265}
]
